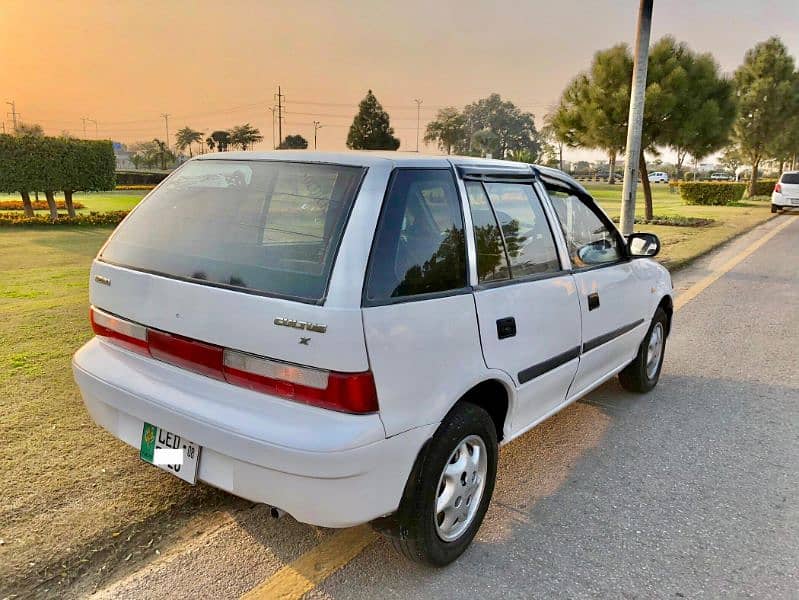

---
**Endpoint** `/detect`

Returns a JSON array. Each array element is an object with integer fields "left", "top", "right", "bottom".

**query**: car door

[
  {"left": 463, "top": 174, "right": 582, "bottom": 435},
  {"left": 543, "top": 180, "right": 650, "bottom": 399}
]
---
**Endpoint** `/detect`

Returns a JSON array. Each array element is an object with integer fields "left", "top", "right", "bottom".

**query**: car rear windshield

[
  {"left": 780, "top": 173, "right": 799, "bottom": 184},
  {"left": 100, "top": 160, "right": 365, "bottom": 302}
]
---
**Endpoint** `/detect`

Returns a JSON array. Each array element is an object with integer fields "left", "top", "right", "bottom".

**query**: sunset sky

[{"left": 1, "top": 0, "right": 797, "bottom": 161}]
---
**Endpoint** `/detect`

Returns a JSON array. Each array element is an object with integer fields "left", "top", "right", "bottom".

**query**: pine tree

[{"left": 346, "top": 90, "right": 400, "bottom": 150}]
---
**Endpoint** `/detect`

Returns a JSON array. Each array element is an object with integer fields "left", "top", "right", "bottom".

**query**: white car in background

[
  {"left": 72, "top": 152, "right": 673, "bottom": 566},
  {"left": 772, "top": 171, "right": 799, "bottom": 213},
  {"left": 648, "top": 171, "right": 669, "bottom": 183},
  {"left": 710, "top": 172, "right": 733, "bottom": 181}
]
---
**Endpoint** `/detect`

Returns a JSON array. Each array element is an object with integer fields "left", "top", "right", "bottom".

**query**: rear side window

[
  {"left": 365, "top": 169, "right": 467, "bottom": 303},
  {"left": 781, "top": 173, "right": 799, "bottom": 184},
  {"left": 100, "top": 160, "right": 364, "bottom": 302},
  {"left": 482, "top": 182, "right": 561, "bottom": 278}
]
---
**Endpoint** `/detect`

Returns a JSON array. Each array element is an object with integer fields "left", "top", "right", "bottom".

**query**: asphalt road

[{"left": 96, "top": 215, "right": 799, "bottom": 600}]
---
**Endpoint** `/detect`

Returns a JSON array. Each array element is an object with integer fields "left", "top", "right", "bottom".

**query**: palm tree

[
  {"left": 175, "top": 126, "right": 203, "bottom": 157},
  {"left": 229, "top": 123, "right": 264, "bottom": 150},
  {"left": 207, "top": 130, "right": 231, "bottom": 152}
]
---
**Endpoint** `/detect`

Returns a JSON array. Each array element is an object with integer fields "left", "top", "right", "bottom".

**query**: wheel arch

[
  {"left": 449, "top": 377, "right": 512, "bottom": 442},
  {"left": 657, "top": 294, "right": 674, "bottom": 336}
]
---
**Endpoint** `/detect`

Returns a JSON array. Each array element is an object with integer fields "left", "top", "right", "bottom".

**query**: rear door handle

[
  {"left": 496, "top": 317, "right": 516, "bottom": 339},
  {"left": 587, "top": 292, "right": 600, "bottom": 311}
]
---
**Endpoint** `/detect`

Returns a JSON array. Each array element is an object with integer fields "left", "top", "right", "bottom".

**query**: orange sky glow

[{"left": 2, "top": 0, "right": 797, "bottom": 161}]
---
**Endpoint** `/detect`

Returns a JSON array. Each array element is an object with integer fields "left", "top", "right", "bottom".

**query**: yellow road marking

[
  {"left": 241, "top": 215, "right": 795, "bottom": 600},
  {"left": 674, "top": 216, "right": 795, "bottom": 312},
  {"left": 240, "top": 525, "right": 377, "bottom": 600}
]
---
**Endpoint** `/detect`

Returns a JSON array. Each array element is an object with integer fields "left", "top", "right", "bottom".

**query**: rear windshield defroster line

[{"left": 100, "top": 160, "right": 366, "bottom": 303}]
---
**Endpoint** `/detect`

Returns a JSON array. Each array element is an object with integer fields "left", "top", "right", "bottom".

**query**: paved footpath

[{"left": 94, "top": 215, "right": 799, "bottom": 600}]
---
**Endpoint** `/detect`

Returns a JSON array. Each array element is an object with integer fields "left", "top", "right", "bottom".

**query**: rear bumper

[{"left": 72, "top": 338, "right": 436, "bottom": 527}]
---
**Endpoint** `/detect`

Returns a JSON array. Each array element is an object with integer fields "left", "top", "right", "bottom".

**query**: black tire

[
  {"left": 771, "top": 204, "right": 779, "bottom": 213},
  {"left": 619, "top": 307, "right": 668, "bottom": 393},
  {"left": 383, "top": 403, "right": 498, "bottom": 566}
]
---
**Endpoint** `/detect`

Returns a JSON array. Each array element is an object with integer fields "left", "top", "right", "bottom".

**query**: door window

[
  {"left": 465, "top": 181, "right": 561, "bottom": 282},
  {"left": 365, "top": 169, "right": 467, "bottom": 303},
  {"left": 546, "top": 187, "right": 624, "bottom": 268}
]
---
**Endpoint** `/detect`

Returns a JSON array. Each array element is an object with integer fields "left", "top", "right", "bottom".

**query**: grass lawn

[
  {"left": 0, "top": 227, "right": 234, "bottom": 598},
  {"left": 0, "top": 190, "right": 147, "bottom": 213},
  {"left": 0, "top": 182, "right": 774, "bottom": 596},
  {"left": 586, "top": 183, "right": 774, "bottom": 269}
]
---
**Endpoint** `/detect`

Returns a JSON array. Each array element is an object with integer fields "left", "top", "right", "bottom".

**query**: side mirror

[{"left": 627, "top": 232, "right": 660, "bottom": 258}]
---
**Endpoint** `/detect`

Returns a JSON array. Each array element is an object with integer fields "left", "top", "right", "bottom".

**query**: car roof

[{"left": 192, "top": 150, "right": 588, "bottom": 194}]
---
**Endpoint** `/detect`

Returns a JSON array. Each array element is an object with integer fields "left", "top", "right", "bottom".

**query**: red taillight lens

[
  {"left": 147, "top": 329, "right": 224, "bottom": 380},
  {"left": 775, "top": 183, "right": 782, "bottom": 193},
  {"left": 89, "top": 306, "right": 379, "bottom": 414},
  {"left": 90, "top": 306, "right": 149, "bottom": 355},
  {"left": 222, "top": 350, "right": 378, "bottom": 414}
]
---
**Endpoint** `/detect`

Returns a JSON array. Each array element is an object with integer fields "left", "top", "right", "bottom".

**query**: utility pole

[
  {"left": 161, "top": 113, "right": 170, "bottom": 149},
  {"left": 87, "top": 118, "right": 98, "bottom": 138},
  {"left": 414, "top": 98, "right": 423, "bottom": 152},
  {"left": 275, "top": 86, "right": 284, "bottom": 147},
  {"left": 313, "top": 121, "right": 323, "bottom": 150},
  {"left": 619, "top": 0, "right": 654, "bottom": 236},
  {"left": 81, "top": 117, "right": 88, "bottom": 138},
  {"left": 268, "top": 107, "right": 277, "bottom": 149},
  {"left": 6, "top": 101, "right": 18, "bottom": 132}
]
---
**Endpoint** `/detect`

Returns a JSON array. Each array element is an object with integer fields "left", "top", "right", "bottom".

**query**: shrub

[
  {"left": 114, "top": 184, "right": 157, "bottom": 191},
  {"left": 0, "top": 200, "right": 85, "bottom": 211},
  {"left": 0, "top": 210, "right": 129, "bottom": 227},
  {"left": 611, "top": 215, "right": 715, "bottom": 227},
  {"left": 115, "top": 171, "right": 169, "bottom": 185},
  {"left": 748, "top": 179, "right": 778, "bottom": 197},
  {"left": 680, "top": 182, "right": 746, "bottom": 205}
]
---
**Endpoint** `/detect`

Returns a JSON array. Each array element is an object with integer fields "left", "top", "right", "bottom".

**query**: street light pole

[
  {"left": 414, "top": 98, "right": 423, "bottom": 152},
  {"left": 313, "top": 121, "right": 322, "bottom": 150},
  {"left": 161, "top": 113, "right": 170, "bottom": 150},
  {"left": 619, "top": 0, "right": 654, "bottom": 236}
]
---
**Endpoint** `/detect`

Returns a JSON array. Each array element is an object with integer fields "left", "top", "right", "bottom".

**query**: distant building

[{"left": 112, "top": 141, "right": 134, "bottom": 170}]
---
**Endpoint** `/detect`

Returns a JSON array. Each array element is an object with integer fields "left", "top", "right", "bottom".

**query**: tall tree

[
  {"left": 346, "top": 90, "right": 400, "bottom": 150},
  {"left": 719, "top": 146, "right": 743, "bottom": 178},
  {"left": 424, "top": 107, "right": 466, "bottom": 155},
  {"left": 651, "top": 37, "right": 736, "bottom": 179},
  {"left": 229, "top": 123, "right": 264, "bottom": 150},
  {"left": 152, "top": 138, "right": 174, "bottom": 170},
  {"left": 462, "top": 94, "right": 540, "bottom": 159},
  {"left": 551, "top": 45, "right": 631, "bottom": 184},
  {"left": 733, "top": 37, "right": 799, "bottom": 196},
  {"left": 174, "top": 126, "right": 203, "bottom": 157},
  {"left": 278, "top": 134, "right": 308, "bottom": 149}
]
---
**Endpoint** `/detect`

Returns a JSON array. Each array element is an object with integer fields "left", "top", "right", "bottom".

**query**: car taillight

[
  {"left": 90, "top": 306, "right": 149, "bottom": 355},
  {"left": 775, "top": 183, "right": 782, "bottom": 193},
  {"left": 148, "top": 329, "right": 225, "bottom": 380},
  {"left": 88, "top": 306, "right": 378, "bottom": 414},
  {"left": 222, "top": 350, "right": 378, "bottom": 414}
]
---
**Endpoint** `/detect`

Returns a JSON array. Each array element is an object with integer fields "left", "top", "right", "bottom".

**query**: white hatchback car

[
  {"left": 73, "top": 153, "right": 673, "bottom": 565},
  {"left": 772, "top": 171, "right": 799, "bottom": 212},
  {"left": 648, "top": 171, "right": 669, "bottom": 183}
]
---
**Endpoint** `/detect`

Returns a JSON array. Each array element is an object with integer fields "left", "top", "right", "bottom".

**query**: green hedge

[
  {"left": 680, "top": 182, "right": 746, "bottom": 205},
  {"left": 0, "top": 200, "right": 85, "bottom": 211},
  {"left": 748, "top": 179, "right": 778, "bottom": 197},
  {"left": 115, "top": 171, "right": 169, "bottom": 185},
  {"left": 0, "top": 210, "right": 129, "bottom": 227}
]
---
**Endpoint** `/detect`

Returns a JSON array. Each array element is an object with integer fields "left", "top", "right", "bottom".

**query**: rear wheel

[
  {"left": 383, "top": 403, "right": 498, "bottom": 566},
  {"left": 619, "top": 308, "right": 668, "bottom": 393},
  {"left": 771, "top": 204, "right": 780, "bottom": 213}
]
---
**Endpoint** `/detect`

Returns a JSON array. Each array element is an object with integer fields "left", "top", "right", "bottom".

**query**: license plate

[{"left": 140, "top": 423, "right": 201, "bottom": 484}]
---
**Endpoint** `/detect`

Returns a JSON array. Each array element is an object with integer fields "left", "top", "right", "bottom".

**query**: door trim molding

[
  {"left": 518, "top": 345, "right": 581, "bottom": 384},
  {"left": 582, "top": 319, "right": 645, "bottom": 353}
]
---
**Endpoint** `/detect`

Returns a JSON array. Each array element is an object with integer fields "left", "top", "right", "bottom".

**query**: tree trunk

[
  {"left": 20, "top": 190, "right": 34, "bottom": 217},
  {"left": 44, "top": 190, "right": 58, "bottom": 221},
  {"left": 675, "top": 149, "right": 686, "bottom": 180},
  {"left": 639, "top": 150, "right": 653, "bottom": 221},
  {"left": 558, "top": 143, "right": 563, "bottom": 172},
  {"left": 35, "top": 191, "right": 39, "bottom": 201},
  {"left": 748, "top": 157, "right": 760, "bottom": 197},
  {"left": 608, "top": 151, "right": 616, "bottom": 184},
  {"left": 778, "top": 159, "right": 784, "bottom": 175},
  {"left": 64, "top": 189, "right": 76, "bottom": 218}
]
